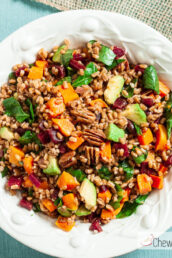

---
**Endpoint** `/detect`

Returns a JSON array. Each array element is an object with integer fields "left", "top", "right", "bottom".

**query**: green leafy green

[
  {"left": 133, "top": 151, "right": 148, "bottom": 164},
  {"left": 29, "top": 63, "right": 34, "bottom": 68},
  {"left": 110, "top": 183, "right": 124, "bottom": 209},
  {"left": 54, "top": 197, "right": 62, "bottom": 208},
  {"left": 1, "top": 166, "right": 8, "bottom": 178},
  {"left": 28, "top": 189, "right": 33, "bottom": 197},
  {"left": 19, "top": 130, "right": 41, "bottom": 145},
  {"left": 55, "top": 76, "right": 72, "bottom": 86},
  {"left": 25, "top": 99, "right": 35, "bottom": 124},
  {"left": 106, "top": 59, "right": 125, "bottom": 70},
  {"left": 3, "top": 97, "right": 30, "bottom": 123},
  {"left": 52, "top": 45, "right": 66, "bottom": 63},
  {"left": 119, "top": 160, "right": 134, "bottom": 181},
  {"left": 134, "top": 122, "right": 142, "bottom": 135},
  {"left": 98, "top": 166, "right": 112, "bottom": 180},
  {"left": 122, "top": 79, "right": 137, "bottom": 99},
  {"left": 67, "top": 168, "right": 86, "bottom": 182},
  {"left": 9, "top": 72, "right": 16, "bottom": 80},
  {"left": 97, "top": 45, "right": 116, "bottom": 66},
  {"left": 143, "top": 65, "right": 159, "bottom": 94},
  {"left": 116, "top": 194, "right": 148, "bottom": 218},
  {"left": 33, "top": 203, "right": 41, "bottom": 213},
  {"left": 61, "top": 49, "right": 73, "bottom": 67},
  {"left": 165, "top": 92, "right": 172, "bottom": 138},
  {"left": 84, "top": 62, "right": 98, "bottom": 76},
  {"left": 88, "top": 40, "right": 97, "bottom": 44},
  {"left": 67, "top": 66, "right": 75, "bottom": 76}
]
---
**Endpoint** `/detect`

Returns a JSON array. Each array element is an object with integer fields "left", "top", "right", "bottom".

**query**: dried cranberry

[
  {"left": 15, "top": 66, "right": 28, "bottom": 77},
  {"left": 140, "top": 162, "right": 157, "bottom": 175},
  {"left": 55, "top": 65, "right": 66, "bottom": 78},
  {"left": 15, "top": 127, "right": 27, "bottom": 136},
  {"left": 59, "top": 144, "right": 67, "bottom": 154},
  {"left": 88, "top": 212, "right": 97, "bottom": 223},
  {"left": 51, "top": 189, "right": 59, "bottom": 200},
  {"left": 141, "top": 98, "right": 154, "bottom": 107},
  {"left": 37, "top": 131, "right": 51, "bottom": 144},
  {"left": 127, "top": 120, "right": 136, "bottom": 134},
  {"left": 113, "top": 97, "right": 127, "bottom": 110},
  {"left": 19, "top": 198, "right": 33, "bottom": 210},
  {"left": 164, "top": 155, "right": 172, "bottom": 167},
  {"left": 47, "top": 129, "right": 63, "bottom": 144},
  {"left": 8, "top": 176, "right": 22, "bottom": 187},
  {"left": 89, "top": 218, "right": 103, "bottom": 232},
  {"left": 69, "top": 59, "right": 85, "bottom": 70},
  {"left": 73, "top": 53, "right": 84, "bottom": 61},
  {"left": 0, "top": 149, "right": 4, "bottom": 158},
  {"left": 99, "top": 185, "right": 108, "bottom": 193},
  {"left": 113, "top": 46, "right": 125, "bottom": 58},
  {"left": 114, "top": 143, "right": 129, "bottom": 157},
  {"left": 135, "top": 65, "right": 145, "bottom": 73},
  {"left": 29, "top": 174, "right": 41, "bottom": 188}
]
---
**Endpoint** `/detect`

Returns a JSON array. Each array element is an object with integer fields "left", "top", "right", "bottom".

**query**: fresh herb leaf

[
  {"left": 166, "top": 115, "right": 172, "bottom": 138},
  {"left": 89, "top": 40, "right": 96, "bottom": 44},
  {"left": 55, "top": 76, "right": 72, "bottom": 86},
  {"left": 19, "top": 130, "right": 41, "bottom": 145},
  {"left": 122, "top": 79, "right": 137, "bottom": 98},
  {"left": 97, "top": 45, "right": 116, "bottom": 66},
  {"left": 143, "top": 65, "right": 159, "bottom": 94},
  {"left": 116, "top": 194, "right": 148, "bottom": 218},
  {"left": 119, "top": 160, "right": 134, "bottom": 181},
  {"left": 134, "top": 123, "right": 142, "bottom": 135},
  {"left": 165, "top": 92, "right": 172, "bottom": 138},
  {"left": 9, "top": 72, "right": 16, "bottom": 80},
  {"left": 25, "top": 99, "right": 35, "bottom": 124},
  {"left": 67, "top": 168, "right": 86, "bottom": 182},
  {"left": 3, "top": 97, "right": 30, "bottom": 123},
  {"left": 133, "top": 151, "right": 148, "bottom": 164},
  {"left": 61, "top": 49, "right": 73, "bottom": 67},
  {"left": 54, "top": 197, "right": 62, "bottom": 208},
  {"left": 67, "top": 66, "right": 75, "bottom": 76},
  {"left": 84, "top": 62, "right": 97, "bottom": 76},
  {"left": 98, "top": 166, "right": 112, "bottom": 180},
  {"left": 52, "top": 45, "right": 66, "bottom": 63},
  {"left": 111, "top": 201, "right": 121, "bottom": 209},
  {"left": 1, "top": 166, "right": 8, "bottom": 178},
  {"left": 33, "top": 203, "right": 41, "bottom": 213},
  {"left": 110, "top": 183, "right": 124, "bottom": 208},
  {"left": 106, "top": 59, "right": 125, "bottom": 70}
]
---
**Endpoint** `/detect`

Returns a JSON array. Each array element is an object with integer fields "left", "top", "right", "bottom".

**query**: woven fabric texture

[{"left": 34, "top": 0, "right": 172, "bottom": 41}]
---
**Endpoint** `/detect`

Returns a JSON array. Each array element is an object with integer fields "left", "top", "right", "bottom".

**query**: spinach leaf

[
  {"left": 122, "top": 79, "right": 137, "bottom": 98},
  {"left": 19, "top": 130, "right": 41, "bottom": 145},
  {"left": 25, "top": 99, "right": 35, "bottom": 124},
  {"left": 110, "top": 183, "right": 124, "bottom": 208},
  {"left": 116, "top": 194, "right": 148, "bottom": 218},
  {"left": 84, "top": 62, "right": 97, "bottom": 76},
  {"left": 54, "top": 197, "right": 62, "bottom": 208},
  {"left": 1, "top": 166, "right": 8, "bottom": 178},
  {"left": 67, "top": 66, "right": 75, "bottom": 76},
  {"left": 166, "top": 115, "right": 172, "bottom": 138},
  {"left": 119, "top": 160, "right": 134, "bottom": 181},
  {"left": 89, "top": 40, "right": 97, "bottom": 44},
  {"left": 52, "top": 45, "right": 66, "bottom": 63},
  {"left": 61, "top": 49, "right": 73, "bottom": 67},
  {"left": 106, "top": 59, "right": 125, "bottom": 70},
  {"left": 67, "top": 168, "right": 86, "bottom": 182},
  {"left": 33, "top": 203, "right": 41, "bottom": 213},
  {"left": 143, "top": 65, "right": 159, "bottom": 94},
  {"left": 55, "top": 76, "right": 72, "bottom": 86},
  {"left": 133, "top": 151, "right": 148, "bottom": 164},
  {"left": 134, "top": 122, "right": 142, "bottom": 135},
  {"left": 97, "top": 45, "right": 116, "bottom": 66},
  {"left": 165, "top": 92, "right": 172, "bottom": 138},
  {"left": 3, "top": 97, "right": 30, "bottom": 123},
  {"left": 29, "top": 63, "right": 34, "bottom": 68},
  {"left": 98, "top": 166, "right": 112, "bottom": 180},
  {"left": 9, "top": 72, "right": 16, "bottom": 80}
]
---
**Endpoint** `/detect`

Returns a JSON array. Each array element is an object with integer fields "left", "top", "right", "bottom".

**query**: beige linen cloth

[{"left": 34, "top": 0, "right": 172, "bottom": 41}]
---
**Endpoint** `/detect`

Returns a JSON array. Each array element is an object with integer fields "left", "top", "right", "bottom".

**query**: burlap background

[{"left": 34, "top": 0, "right": 172, "bottom": 41}]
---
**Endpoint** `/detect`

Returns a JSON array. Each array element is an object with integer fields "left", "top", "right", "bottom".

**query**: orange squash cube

[{"left": 57, "top": 171, "right": 80, "bottom": 190}]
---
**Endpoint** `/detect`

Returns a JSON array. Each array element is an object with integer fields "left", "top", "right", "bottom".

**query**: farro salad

[{"left": 0, "top": 40, "right": 172, "bottom": 233}]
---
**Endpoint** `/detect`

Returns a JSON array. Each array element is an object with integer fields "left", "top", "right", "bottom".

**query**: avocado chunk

[
  {"left": 79, "top": 179, "right": 97, "bottom": 210},
  {"left": 43, "top": 156, "right": 60, "bottom": 175},
  {"left": 104, "top": 75, "right": 124, "bottom": 104},
  {"left": 121, "top": 104, "right": 147, "bottom": 126},
  {"left": 58, "top": 206, "right": 72, "bottom": 217},
  {"left": 105, "top": 123, "right": 125, "bottom": 142},
  {"left": 0, "top": 127, "right": 14, "bottom": 141},
  {"left": 75, "top": 205, "right": 91, "bottom": 216},
  {"left": 52, "top": 45, "right": 66, "bottom": 63}
]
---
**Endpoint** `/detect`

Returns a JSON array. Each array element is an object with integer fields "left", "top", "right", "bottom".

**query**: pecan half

[
  {"left": 85, "top": 146, "right": 100, "bottom": 165},
  {"left": 83, "top": 129, "right": 106, "bottom": 146},
  {"left": 59, "top": 151, "right": 77, "bottom": 168},
  {"left": 70, "top": 109, "right": 96, "bottom": 124}
]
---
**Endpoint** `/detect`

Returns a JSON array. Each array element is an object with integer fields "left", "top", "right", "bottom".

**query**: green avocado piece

[
  {"left": 43, "top": 156, "right": 60, "bottom": 175},
  {"left": 52, "top": 45, "right": 66, "bottom": 63},
  {"left": 58, "top": 207, "right": 72, "bottom": 217},
  {"left": 0, "top": 127, "right": 14, "bottom": 141},
  {"left": 105, "top": 123, "right": 125, "bottom": 142},
  {"left": 79, "top": 179, "right": 97, "bottom": 210},
  {"left": 75, "top": 205, "right": 91, "bottom": 216},
  {"left": 121, "top": 104, "right": 147, "bottom": 126},
  {"left": 104, "top": 75, "right": 124, "bottom": 104}
]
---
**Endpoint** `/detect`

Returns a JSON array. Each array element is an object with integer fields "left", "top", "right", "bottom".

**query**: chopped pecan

[
  {"left": 75, "top": 85, "right": 93, "bottom": 97},
  {"left": 70, "top": 109, "right": 96, "bottom": 124},
  {"left": 83, "top": 129, "right": 106, "bottom": 146},
  {"left": 59, "top": 151, "right": 77, "bottom": 168},
  {"left": 85, "top": 146, "right": 100, "bottom": 165}
]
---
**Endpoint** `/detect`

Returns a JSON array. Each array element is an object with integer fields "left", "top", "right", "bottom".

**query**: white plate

[{"left": 0, "top": 10, "right": 172, "bottom": 258}]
